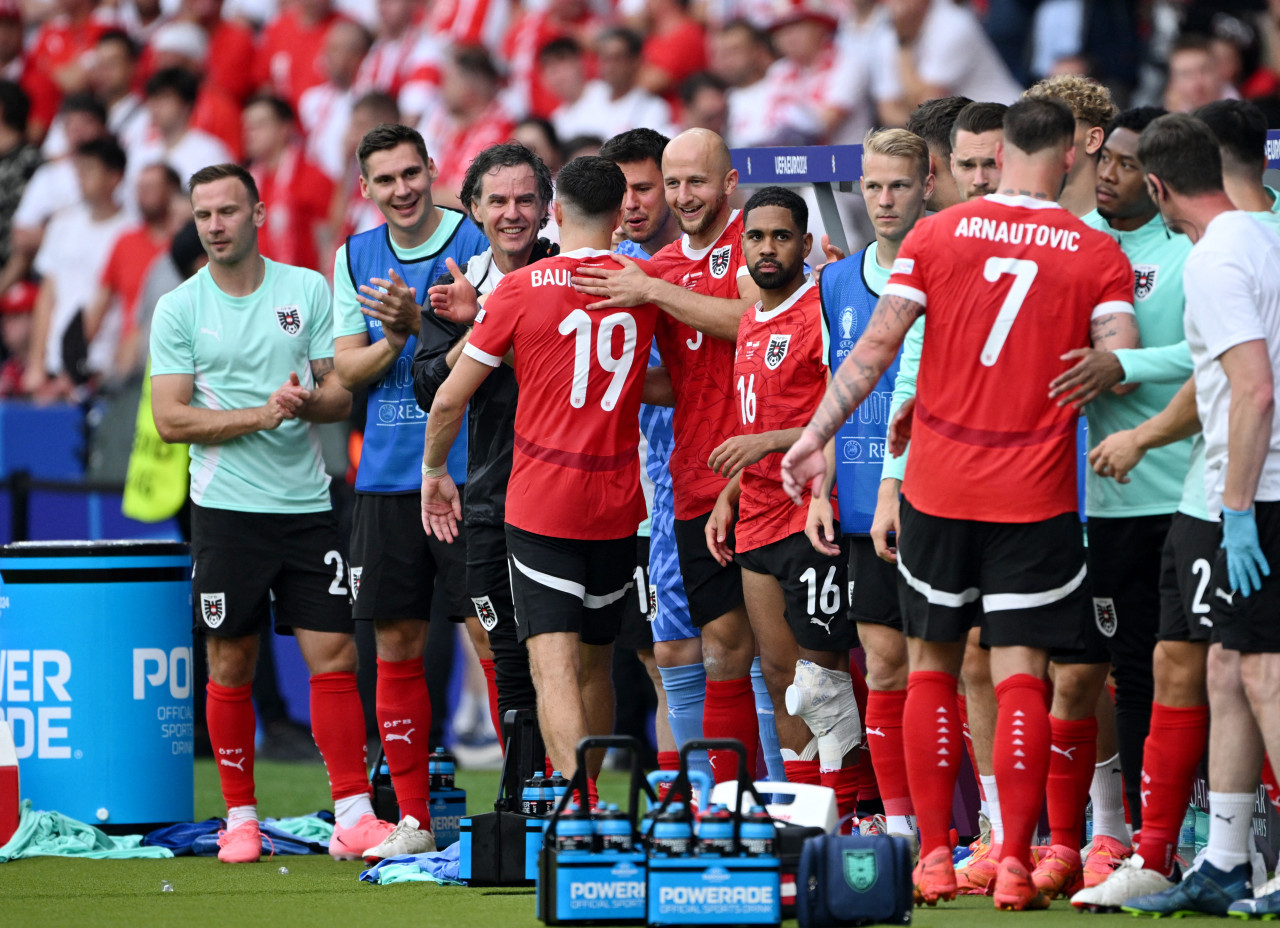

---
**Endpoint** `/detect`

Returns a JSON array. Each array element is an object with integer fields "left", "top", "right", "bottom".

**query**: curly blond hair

[{"left": 1023, "top": 75, "right": 1118, "bottom": 130}]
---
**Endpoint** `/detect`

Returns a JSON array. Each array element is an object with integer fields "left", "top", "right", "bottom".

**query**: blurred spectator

[
  {"left": 425, "top": 0, "right": 512, "bottom": 52},
  {"left": 1165, "top": 34, "right": 1237, "bottom": 112},
  {"left": 89, "top": 30, "right": 149, "bottom": 152},
  {"left": 244, "top": 94, "right": 334, "bottom": 271},
  {"left": 419, "top": 44, "right": 515, "bottom": 204},
  {"left": 82, "top": 161, "right": 180, "bottom": 382},
  {"left": 540, "top": 38, "right": 586, "bottom": 133},
  {"left": 501, "top": 0, "right": 603, "bottom": 118},
  {"left": 0, "top": 0, "right": 23, "bottom": 82},
  {"left": 678, "top": 71, "right": 728, "bottom": 135},
  {"left": 132, "top": 218, "right": 205, "bottom": 378},
  {"left": 299, "top": 19, "right": 369, "bottom": 181},
  {"left": 181, "top": 0, "right": 258, "bottom": 106},
  {"left": 561, "top": 132, "right": 602, "bottom": 161},
  {"left": 326, "top": 89, "right": 394, "bottom": 266},
  {"left": 557, "top": 27, "right": 675, "bottom": 141},
  {"left": 256, "top": 0, "right": 348, "bottom": 109},
  {"left": 0, "top": 93, "right": 107, "bottom": 299},
  {"left": 116, "top": 0, "right": 163, "bottom": 46},
  {"left": 844, "top": 0, "right": 909, "bottom": 127},
  {"left": 129, "top": 67, "right": 232, "bottom": 191},
  {"left": 150, "top": 23, "right": 242, "bottom": 157},
  {"left": 0, "top": 82, "right": 41, "bottom": 275},
  {"left": 25, "top": 136, "right": 130, "bottom": 398},
  {"left": 0, "top": 279, "right": 36, "bottom": 396},
  {"left": 711, "top": 18, "right": 774, "bottom": 147},
  {"left": 638, "top": 0, "right": 707, "bottom": 101},
  {"left": 513, "top": 115, "right": 563, "bottom": 174},
  {"left": 21, "top": 0, "right": 114, "bottom": 139},
  {"left": 354, "top": 0, "right": 442, "bottom": 123},
  {"left": 905, "top": 94, "right": 972, "bottom": 211},
  {"left": 889, "top": 0, "right": 1022, "bottom": 107}
]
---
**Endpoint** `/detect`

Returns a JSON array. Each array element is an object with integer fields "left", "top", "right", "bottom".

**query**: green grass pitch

[{"left": 0, "top": 759, "right": 1150, "bottom": 927}]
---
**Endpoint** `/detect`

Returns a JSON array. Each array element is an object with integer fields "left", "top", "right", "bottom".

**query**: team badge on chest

[
  {"left": 764, "top": 333, "right": 791, "bottom": 370},
  {"left": 1133, "top": 265, "right": 1157, "bottom": 301},
  {"left": 709, "top": 245, "right": 732, "bottom": 279},
  {"left": 276, "top": 306, "right": 302, "bottom": 335}
]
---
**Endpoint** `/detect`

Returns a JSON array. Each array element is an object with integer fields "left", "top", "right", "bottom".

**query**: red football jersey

[
  {"left": 464, "top": 248, "right": 658, "bottom": 540},
  {"left": 649, "top": 210, "right": 751, "bottom": 520},
  {"left": 733, "top": 281, "right": 834, "bottom": 552},
  {"left": 886, "top": 195, "right": 1134, "bottom": 523}
]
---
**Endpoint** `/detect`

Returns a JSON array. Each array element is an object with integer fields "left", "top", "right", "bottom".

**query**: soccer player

[
  {"left": 1115, "top": 113, "right": 1280, "bottom": 919},
  {"left": 1023, "top": 75, "right": 1118, "bottom": 218},
  {"left": 820, "top": 127, "right": 933, "bottom": 842},
  {"left": 331, "top": 123, "right": 489, "bottom": 859},
  {"left": 904, "top": 95, "right": 971, "bottom": 212},
  {"left": 1195, "top": 99, "right": 1280, "bottom": 231},
  {"left": 414, "top": 142, "right": 558, "bottom": 757},
  {"left": 782, "top": 97, "right": 1139, "bottom": 910},
  {"left": 150, "top": 164, "right": 386, "bottom": 863},
  {"left": 571, "top": 128, "right": 763, "bottom": 782},
  {"left": 420, "top": 156, "right": 656, "bottom": 784},
  {"left": 950, "top": 102, "right": 1006, "bottom": 202},
  {"left": 708, "top": 185, "right": 861, "bottom": 817}
]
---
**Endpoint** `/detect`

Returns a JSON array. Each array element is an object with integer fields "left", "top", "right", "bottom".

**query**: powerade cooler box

[
  {"left": 370, "top": 745, "right": 466, "bottom": 847},
  {"left": 646, "top": 739, "right": 781, "bottom": 927},
  {"left": 538, "top": 735, "right": 656, "bottom": 925}
]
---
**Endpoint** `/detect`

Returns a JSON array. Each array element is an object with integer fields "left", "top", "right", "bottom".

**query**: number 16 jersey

[
  {"left": 884, "top": 194, "right": 1133, "bottom": 524},
  {"left": 464, "top": 247, "right": 659, "bottom": 540}
]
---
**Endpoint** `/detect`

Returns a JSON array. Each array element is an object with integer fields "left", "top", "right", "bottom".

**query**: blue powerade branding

[{"left": 554, "top": 855, "right": 648, "bottom": 919}]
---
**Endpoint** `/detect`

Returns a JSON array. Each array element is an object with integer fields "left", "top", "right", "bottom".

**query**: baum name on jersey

[
  {"left": 530, "top": 267, "right": 574, "bottom": 288},
  {"left": 952, "top": 216, "right": 1082, "bottom": 252}
]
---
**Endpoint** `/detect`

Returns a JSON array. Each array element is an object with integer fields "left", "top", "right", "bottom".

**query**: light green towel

[
  {"left": 371, "top": 862, "right": 464, "bottom": 886},
  {"left": 266, "top": 814, "right": 334, "bottom": 842},
  {"left": 0, "top": 800, "right": 175, "bottom": 862}
]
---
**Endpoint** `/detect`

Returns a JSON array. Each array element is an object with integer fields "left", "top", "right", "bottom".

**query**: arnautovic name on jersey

[{"left": 953, "top": 216, "right": 1082, "bottom": 251}]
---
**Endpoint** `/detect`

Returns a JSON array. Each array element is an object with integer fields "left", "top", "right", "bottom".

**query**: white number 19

[{"left": 558, "top": 309, "right": 638, "bottom": 410}]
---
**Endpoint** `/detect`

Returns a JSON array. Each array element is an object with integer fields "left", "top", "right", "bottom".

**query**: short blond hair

[
  {"left": 1023, "top": 75, "right": 1117, "bottom": 130},
  {"left": 862, "top": 128, "right": 930, "bottom": 183}
]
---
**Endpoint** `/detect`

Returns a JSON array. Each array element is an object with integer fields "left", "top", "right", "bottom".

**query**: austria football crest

[
  {"left": 349, "top": 566, "right": 362, "bottom": 600},
  {"left": 764, "top": 333, "right": 791, "bottom": 370},
  {"left": 1133, "top": 265, "right": 1157, "bottom": 301},
  {"left": 473, "top": 595, "right": 499, "bottom": 632},
  {"left": 201, "top": 592, "right": 226, "bottom": 629},
  {"left": 709, "top": 245, "right": 732, "bottom": 279},
  {"left": 1094, "top": 597, "right": 1118, "bottom": 637},
  {"left": 276, "top": 306, "right": 302, "bottom": 335}
]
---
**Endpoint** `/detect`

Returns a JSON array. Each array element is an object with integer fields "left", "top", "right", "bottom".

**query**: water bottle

[
  {"left": 696, "top": 804, "right": 735, "bottom": 856},
  {"left": 649, "top": 802, "right": 694, "bottom": 856},
  {"left": 521, "top": 776, "right": 543, "bottom": 816},
  {"left": 554, "top": 803, "right": 595, "bottom": 853},
  {"left": 595, "top": 804, "right": 633, "bottom": 852},
  {"left": 428, "top": 748, "right": 456, "bottom": 791},
  {"left": 740, "top": 805, "right": 776, "bottom": 857},
  {"left": 1178, "top": 806, "right": 1197, "bottom": 862},
  {"left": 547, "top": 771, "right": 571, "bottom": 810}
]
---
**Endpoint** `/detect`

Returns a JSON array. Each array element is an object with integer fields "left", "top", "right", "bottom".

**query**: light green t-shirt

[
  {"left": 1085, "top": 212, "right": 1193, "bottom": 517},
  {"left": 1249, "top": 187, "right": 1280, "bottom": 234},
  {"left": 876, "top": 234, "right": 923, "bottom": 483},
  {"left": 332, "top": 208, "right": 465, "bottom": 337},
  {"left": 149, "top": 259, "right": 335, "bottom": 513}
]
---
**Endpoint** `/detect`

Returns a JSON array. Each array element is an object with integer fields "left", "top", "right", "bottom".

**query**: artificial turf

[{"left": 0, "top": 759, "right": 1151, "bottom": 927}]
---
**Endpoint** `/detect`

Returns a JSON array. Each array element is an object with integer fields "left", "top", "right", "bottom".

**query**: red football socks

[
  {"left": 703, "top": 677, "right": 758, "bottom": 782},
  {"left": 207, "top": 680, "right": 257, "bottom": 809},
  {"left": 375, "top": 658, "right": 432, "bottom": 824},
  {"left": 658, "top": 750, "right": 680, "bottom": 771},
  {"left": 865, "top": 689, "right": 913, "bottom": 816},
  {"left": 903, "top": 670, "right": 960, "bottom": 854},
  {"left": 1135, "top": 703, "right": 1209, "bottom": 875},
  {"left": 1261, "top": 755, "right": 1280, "bottom": 814},
  {"left": 821, "top": 766, "right": 860, "bottom": 826},
  {"left": 479, "top": 658, "right": 502, "bottom": 749},
  {"left": 784, "top": 758, "right": 821, "bottom": 785},
  {"left": 1047, "top": 714, "right": 1098, "bottom": 849},
  {"left": 311, "top": 671, "right": 373, "bottom": 804},
  {"left": 993, "top": 674, "right": 1050, "bottom": 869}
]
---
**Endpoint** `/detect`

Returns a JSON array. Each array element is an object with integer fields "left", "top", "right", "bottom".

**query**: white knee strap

[{"left": 784, "top": 660, "right": 863, "bottom": 772}]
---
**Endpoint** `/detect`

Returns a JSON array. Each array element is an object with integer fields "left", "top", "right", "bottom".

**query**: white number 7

[{"left": 980, "top": 257, "right": 1038, "bottom": 366}]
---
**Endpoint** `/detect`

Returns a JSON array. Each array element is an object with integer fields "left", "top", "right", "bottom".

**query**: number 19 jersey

[
  {"left": 464, "top": 247, "right": 659, "bottom": 540},
  {"left": 884, "top": 194, "right": 1134, "bottom": 523}
]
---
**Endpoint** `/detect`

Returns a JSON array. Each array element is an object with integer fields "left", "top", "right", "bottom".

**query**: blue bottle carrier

[
  {"left": 645, "top": 739, "right": 781, "bottom": 927},
  {"left": 538, "top": 735, "right": 656, "bottom": 925}
]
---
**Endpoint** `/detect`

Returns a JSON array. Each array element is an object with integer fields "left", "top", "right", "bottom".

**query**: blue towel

[{"left": 359, "top": 841, "right": 462, "bottom": 884}]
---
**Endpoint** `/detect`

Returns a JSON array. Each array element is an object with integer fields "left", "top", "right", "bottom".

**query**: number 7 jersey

[
  {"left": 464, "top": 247, "right": 659, "bottom": 540},
  {"left": 884, "top": 194, "right": 1133, "bottom": 523}
]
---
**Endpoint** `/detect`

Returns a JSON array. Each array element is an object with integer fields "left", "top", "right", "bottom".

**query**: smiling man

[{"left": 331, "top": 123, "right": 488, "bottom": 861}]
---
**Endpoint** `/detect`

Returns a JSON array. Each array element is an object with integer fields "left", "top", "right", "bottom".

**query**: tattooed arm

[
  {"left": 296, "top": 356, "right": 353, "bottom": 423},
  {"left": 780, "top": 294, "right": 924, "bottom": 503}
]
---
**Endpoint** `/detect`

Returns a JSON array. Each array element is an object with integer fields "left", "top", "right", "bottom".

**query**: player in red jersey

[
  {"left": 419, "top": 156, "right": 657, "bottom": 785},
  {"left": 783, "top": 98, "right": 1140, "bottom": 911},
  {"left": 706, "top": 185, "right": 863, "bottom": 818},
  {"left": 573, "top": 128, "right": 764, "bottom": 782}
]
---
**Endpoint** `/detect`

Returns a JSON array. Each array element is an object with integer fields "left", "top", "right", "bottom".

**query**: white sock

[
  {"left": 334, "top": 792, "right": 374, "bottom": 828},
  {"left": 1204, "top": 791, "right": 1255, "bottom": 872},
  {"left": 1090, "top": 753, "right": 1127, "bottom": 842},
  {"left": 887, "top": 814, "right": 916, "bottom": 836},
  {"left": 226, "top": 804, "right": 257, "bottom": 829},
  {"left": 980, "top": 774, "right": 1004, "bottom": 846}
]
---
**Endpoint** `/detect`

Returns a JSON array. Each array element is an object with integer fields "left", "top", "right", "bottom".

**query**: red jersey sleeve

[
  {"left": 883, "top": 217, "right": 934, "bottom": 308},
  {"left": 464, "top": 277, "right": 522, "bottom": 366},
  {"left": 1090, "top": 233, "right": 1136, "bottom": 318}
]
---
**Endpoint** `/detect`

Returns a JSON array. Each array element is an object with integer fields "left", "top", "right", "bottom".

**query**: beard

[{"left": 676, "top": 190, "right": 727, "bottom": 237}]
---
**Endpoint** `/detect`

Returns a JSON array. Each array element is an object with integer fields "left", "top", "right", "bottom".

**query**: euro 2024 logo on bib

[
  {"left": 709, "top": 244, "right": 732, "bottom": 279},
  {"left": 764, "top": 334, "right": 791, "bottom": 370},
  {"left": 276, "top": 305, "right": 302, "bottom": 335}
]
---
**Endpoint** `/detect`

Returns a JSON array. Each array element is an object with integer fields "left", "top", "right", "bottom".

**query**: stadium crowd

[{"left": 4, "top": 0, "right": 1280, "bottom": 920}]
